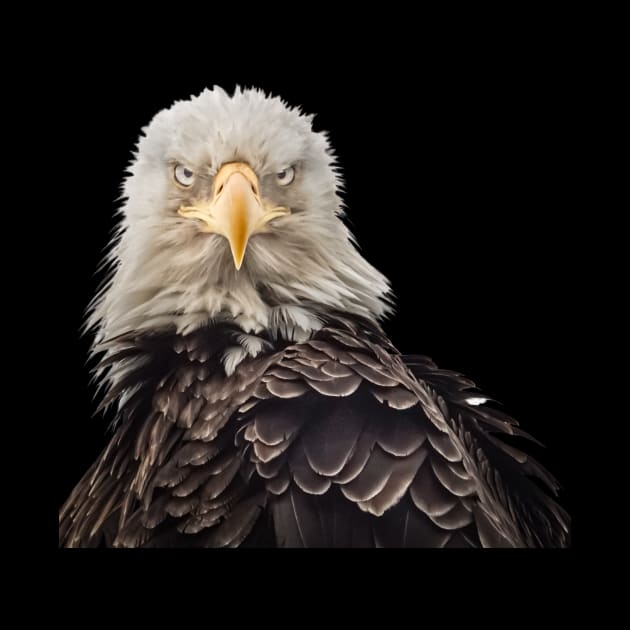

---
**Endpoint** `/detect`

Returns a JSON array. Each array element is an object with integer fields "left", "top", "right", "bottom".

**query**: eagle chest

[{"left": 113, "top": 325, "right": 478, "bottom": 547}]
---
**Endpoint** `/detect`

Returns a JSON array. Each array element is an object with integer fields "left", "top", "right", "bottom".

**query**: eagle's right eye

[{"left": 174, "top": 164, "right": 195, "bottom": 187}]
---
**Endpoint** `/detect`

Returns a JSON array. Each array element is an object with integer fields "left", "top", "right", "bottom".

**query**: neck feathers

[{"left": 87, "top": 215, "right": 392, "bottom": 348}]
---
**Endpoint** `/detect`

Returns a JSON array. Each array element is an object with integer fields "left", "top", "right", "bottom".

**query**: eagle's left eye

[
  {"left": 174, "top": 164, "right": 195, "bottom": 187},
  {"left": 276, "top": 166, "right": 295, "bottom": 186}
]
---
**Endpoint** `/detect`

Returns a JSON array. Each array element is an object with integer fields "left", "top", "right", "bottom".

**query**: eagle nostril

[{"left": 217, "top": 184, "right": 224, "bottom": 195}]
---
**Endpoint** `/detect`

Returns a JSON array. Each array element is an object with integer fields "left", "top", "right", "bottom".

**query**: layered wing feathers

[{"left": 60, "top": 316, "right": 569, "bottom": 547}]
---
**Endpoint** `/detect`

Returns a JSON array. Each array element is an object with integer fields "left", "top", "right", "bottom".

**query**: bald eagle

[{"left": 59, "top": 87, "right": 569, "bottom": 548}]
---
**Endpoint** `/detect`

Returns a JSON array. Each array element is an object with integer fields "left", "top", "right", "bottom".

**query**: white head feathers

[{"left": 89, "top": 86, "right": 392, "bottom": 345}]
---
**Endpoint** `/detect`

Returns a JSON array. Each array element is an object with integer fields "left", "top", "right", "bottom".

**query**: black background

[{"left": 55, "top": 25, "right": 577, "bottom": 543}]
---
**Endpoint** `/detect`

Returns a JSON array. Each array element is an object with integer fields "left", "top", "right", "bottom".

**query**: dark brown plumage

[{"left": 59, "top": 314, "right": 569, "bottom": 547}]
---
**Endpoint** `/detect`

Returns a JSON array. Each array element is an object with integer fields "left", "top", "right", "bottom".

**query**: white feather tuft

[
  {"left": 466, "top": 397, "right": 488, "bottom": 406},
  {"left": 222, "top": 346, "right": 249, "bottom": 377},
  {"left": 236, "top": 334, "right": 272, "bottom": 358}
]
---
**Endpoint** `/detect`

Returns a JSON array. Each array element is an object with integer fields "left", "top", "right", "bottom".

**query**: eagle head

[{"left": 90, "top": 87, "right": 391, "bottom": 347}]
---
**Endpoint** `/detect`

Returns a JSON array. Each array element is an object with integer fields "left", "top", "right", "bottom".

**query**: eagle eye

[
  {"left": 276, "top": 166, "right": 295, "bottom": 186},
  {"left": 174, "top": 164, "right": 195, "bottom": 187}
]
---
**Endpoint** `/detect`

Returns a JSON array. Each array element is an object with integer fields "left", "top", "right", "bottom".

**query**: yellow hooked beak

[{"left": 177, "top": 162, "right": 290, "bottom": 270}]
